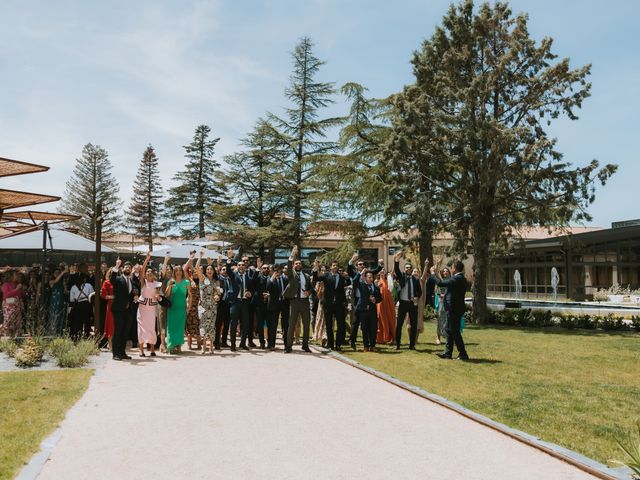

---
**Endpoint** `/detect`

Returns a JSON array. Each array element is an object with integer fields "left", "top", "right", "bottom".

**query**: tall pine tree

[
  {"left": 165, "top": 125, "right": 226, "bottom": 238},
  {"left": 58, "top": 143, "right": 123, "bottom": 239},
  {"left": 126, "top": 145, "right": 164, "bottom": 249},
  {"left": 404, "top": 0, "right": 617, "bottom": 322},
  {"left": 266, "top": 37, "right": 342, "bottom": 250},
  {"left": 213, "top": 119, "right": 292, "bottom": 261}
]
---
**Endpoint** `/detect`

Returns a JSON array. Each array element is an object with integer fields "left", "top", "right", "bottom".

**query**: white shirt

[
  {"left": 298, "top": 271, "right": 306, "bottom": 298},
  {"left": 400, "top": 276, "right": 414, "bottom": 301},
  {"left": 70, "top": 283, "right": 94, "bottom": 303}
]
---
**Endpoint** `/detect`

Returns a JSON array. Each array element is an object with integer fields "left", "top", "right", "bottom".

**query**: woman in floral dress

[
  {"left": 185, "top": 266, "right": 201, "bottom": 350},
  {"left": 195, "top": 253, "right": 221, "bottom": 354},
  {"left": 2, "top": 270, "right": 24, "bottom": 337}
]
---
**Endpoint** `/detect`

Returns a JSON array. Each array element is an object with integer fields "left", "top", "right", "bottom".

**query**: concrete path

[{"left": 36, "top": 347, "right": 597, "bottom": 480}]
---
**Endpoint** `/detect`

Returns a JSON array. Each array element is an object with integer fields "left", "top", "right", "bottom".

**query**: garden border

[{"left": 310, "top": 344, "right": 632, "bottom": 480}]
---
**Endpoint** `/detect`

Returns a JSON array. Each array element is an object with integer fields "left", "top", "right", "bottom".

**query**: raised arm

[
  {"left": 141, "top": 250, "right": 152, "bottom": 277},
  {"left": 420, "top": 258, "right": 430, "bottom": 284},
  {"left": 161, "top": 252, "right": 170, "bottom": 278}
]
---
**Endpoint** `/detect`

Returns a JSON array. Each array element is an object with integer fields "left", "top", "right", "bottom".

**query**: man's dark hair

[
  {"left": 124, "top": 261, "right": 133, "bottom": 267},
  {"left": 454, "top": 260, "right": 464, "bottom": 273}
]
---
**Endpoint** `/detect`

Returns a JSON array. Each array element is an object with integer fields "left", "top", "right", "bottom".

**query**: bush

[
  {"left": 48, "top": 338, "right": 75, "bottom": 358},
  {"left": 75, "top": 338, "right": 100, "bottom": 357},
  {"left": 632, "top": 316, "right": 640, "bottom": 333},
  {"left": 55, "top": 348, "right": 89, "bottom": 368},
  {"left": 486, "top": 308, "right": 633, "bottom": 333},
  {"left": 0, "top": 338, "right": 19, "bottom": 357},
  {"left": 14, "top": 338, "right": 45, "bottom": 368}
]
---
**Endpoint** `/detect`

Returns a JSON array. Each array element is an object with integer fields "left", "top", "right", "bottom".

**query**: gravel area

[{"left": 32, "top": 346, "right": 598, "bottom": 480}]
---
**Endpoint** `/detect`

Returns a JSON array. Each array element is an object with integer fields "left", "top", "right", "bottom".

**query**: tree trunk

[
  {"left": 417, "top": 229, "right": 433, "bottom": 270},
  {"left": 471, "top": 222, "right": 490, "bottom": 325}
]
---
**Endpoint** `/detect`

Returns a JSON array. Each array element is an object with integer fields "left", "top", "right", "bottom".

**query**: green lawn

[
  {"left": 0, "top": 369, "right": 93, "bottom": 480},
  {"left": 340, "top": 322, "right": 640, "bottom": 465}
]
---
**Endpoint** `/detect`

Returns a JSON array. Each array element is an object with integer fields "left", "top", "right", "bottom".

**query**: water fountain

[
  {"left": 514, "top": 270, "right": 522, "bottom": 300},
  {"left": 551, "top": 267, "right": 560, "bottom": 304}
]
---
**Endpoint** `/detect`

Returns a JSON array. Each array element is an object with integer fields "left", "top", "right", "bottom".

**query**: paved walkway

[{"left": 36, "top": 347, "right": 597, "bottom": 480}]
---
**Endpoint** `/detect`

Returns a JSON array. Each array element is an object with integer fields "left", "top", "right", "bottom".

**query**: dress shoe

[
  {"left": 395, "top": 345, "right": 400, "bottom": 350},
  {"left": 221, "top": 342, "right": 230, "bottom": 348},
  {"left": 455, "top": 355, "right": 470, "bottom": 361},
  {"left": 122, "top": 355, "right": 132, "bottom": 360},
  {"left": 302, "top": 346, "right": 311, "bottom": 353},
  {"left": 240, "top": 345, "right": 249, "bottom": 351},
  {"left": 335, "top": 346, "right": 341, "bottom": 352},
  {"left": 409, "top": 346, "right": 416, "bottom": 350},
  {"left": 260, "top": 343, "right": 266, "bottom": 349},
  {"left": 248, "top": 342, "right": 257, "bottom": 348},
  {"left": 437, "top": 353, "right": 452, "bottom": 359},
  {"left": 230, "top": 346, "right": 236, "bottom": 352},
  {"left": 113, "top": 356, "right": 122, "bottom": 361},
  {"left": 284, "top": 348, "right": 292, "bottom": 353},
  {"left": 350, "top": 343, "right": 356, "bottom": 351}
]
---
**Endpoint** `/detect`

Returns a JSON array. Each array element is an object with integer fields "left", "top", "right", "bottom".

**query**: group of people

[{"left": 1, "top": 245, "right": 470, "bottom": 362}]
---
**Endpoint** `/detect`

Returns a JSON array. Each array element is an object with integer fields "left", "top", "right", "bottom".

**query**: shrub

[
  {"left": 48, "top": 338, "right": 75, "bottom": 358},
  {"left": 631, "top": 316, "right": 640, "bottom": 333},
  {"left": 14, "top": 338, "right": 45, "bottom": 368},
  {"left": 0, "top": 338, "right": 17, "bottom": 355},
  {"left": 75, "top": 338, "right": 100, "bottom": 358},
  {"left": 55, "top": 348, "right": 89, "bottom": 368},
  {"left": 614, "top": 420, "right": 640, "bottom": 478}
]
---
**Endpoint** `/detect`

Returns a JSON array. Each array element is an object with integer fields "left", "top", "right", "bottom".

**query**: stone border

[{"left": 310, "top": 345, "right": 632, "bottom": 480}]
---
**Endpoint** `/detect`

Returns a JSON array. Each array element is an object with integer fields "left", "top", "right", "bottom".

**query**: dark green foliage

[
  {"left": 58, "top": 143, "right": 123, "bottom": 239},
  {"left": 165, "top": 125, "right": 227, "bottom": 238},
  {"left": 399, "top": 1, "right": 617, "bottom": 324},
  {"left": 213, "top": 120, "right": 293, "bottom": 261},
  {"left": 266, "top": 37, "right": 341, "bottom": 248},
  {"left": 126, "top": 145, "right": 164, "bottom": 249},
  {"left": 484, "top": 308, "right": 634, "bottom": 332}
]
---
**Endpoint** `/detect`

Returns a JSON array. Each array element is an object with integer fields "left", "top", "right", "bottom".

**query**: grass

[
  {"left": 340, "top": 322, "right": 640, "bottom": 465},
  {"left": 0, "top": 370, "right": 93, "bottom": 480}
]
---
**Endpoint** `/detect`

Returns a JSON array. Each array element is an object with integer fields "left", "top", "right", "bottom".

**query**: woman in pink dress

[{"left": 137, "top": 252, "right": 161, "bottom": 357}]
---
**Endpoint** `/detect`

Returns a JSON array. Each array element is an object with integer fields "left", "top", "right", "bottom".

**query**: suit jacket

[
  {"left": 434, "top": 272, "right": 468, "bottom": 315},
  {"left": 312, "top": 270, "right": 348, "bottom": 306},
  {"left": 252, "top": 273, "right": 270, "bottom": 310},
  {"left": 226, "top": 268, "right": 255, "bottom": 304},
  {"left": 394, "top": 261, "right": 423, "bottom": 300},
  {"left": 110, "top": 272, "right": 130, "bottom": 313},
  {"left": 352, "top": 272, "right": 382, "bottom": 312},
  {"left": 266, "top": 277, "right": 285, "bottom": 312},
  {"left": 424, "top": 275, "right": 437, "bottom": 307},
  {"left": 283, "top": 260, "right": 312, "bottom": 300}
]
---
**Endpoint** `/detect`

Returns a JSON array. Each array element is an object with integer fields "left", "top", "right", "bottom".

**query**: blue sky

[{"left": 1, "top": 0, "right": 638, "bottom": 228}]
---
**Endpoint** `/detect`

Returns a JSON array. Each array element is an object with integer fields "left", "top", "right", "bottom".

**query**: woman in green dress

[{"left": 165, "top": 265, "right": 191, "bottom": 354}]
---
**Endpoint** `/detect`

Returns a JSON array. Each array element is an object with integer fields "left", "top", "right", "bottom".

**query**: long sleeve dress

[
  {"left": 376, "top": 276, "right": 396, "bottom": 344},
  {"left": 137, "top": 280, "right": 161, "bottom": 345},
  {"left": 100, "top": 280, "right": 115, "bottom": 339}
]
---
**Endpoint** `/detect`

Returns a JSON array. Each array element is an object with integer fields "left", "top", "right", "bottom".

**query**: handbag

[{"left": 158, "top": 295, "right": 172, "bottom": 308}]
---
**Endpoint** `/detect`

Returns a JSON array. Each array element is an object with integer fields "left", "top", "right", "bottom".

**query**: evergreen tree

[
  {"left": 403, "top": 0, "right": 617, "bottom": 322},
  {"left": 165, "top": 125, "right": 226, "bottom": 238},
  {"left": 58, "top": 143, "right": 123, "bottom": 240},
  {"left": 126, "top": 145, "right": 164, "bottom": 249},
  {"left": 213, "top": 120, "right": 292, "bottom": 261},
  {"left": 266, "top": 37, "right": 342, "bottom": 250}
]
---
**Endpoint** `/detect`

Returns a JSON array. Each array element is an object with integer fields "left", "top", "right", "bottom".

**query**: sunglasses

[{"left": 357, "top": 262, "right": 364, "bottom": 266}]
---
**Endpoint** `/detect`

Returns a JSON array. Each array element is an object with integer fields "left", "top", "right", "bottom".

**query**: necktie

[
  {"left": 408, "top": 277, "right": 413, "bottom": 299},
  {"left": 279, "top": 277, "right": 283, "bottom": 298},
  {"left": 299, "top": 272, "right": 303, "bottom": 298},
  {"left": 335, "top": 274, "right": 339, "bottom": 289},
  {"left": 126, "top": 276, "right": 131, "bottom": 293},
  {"left": 241, "top": 274, "right": 245, "bottom": 297}
]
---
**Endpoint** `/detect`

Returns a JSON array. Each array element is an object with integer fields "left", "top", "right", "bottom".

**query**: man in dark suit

[
  {"left": 283, "top": 246, "right": 312, "bottom": 353},
  {"left": 110, "top": 259, "right": 132, "bottom": 361},
  {"left": 224, "top": 252, "right": 255, "bottom": 351},
  {"left": 394, "top": 251, "right": 423, "bottom": 350},
  {"left": 252, "top": 260, "right": 271, "bottom": 349},
  {"left": 270, "top": 265, "right": 289, "bottom": 346},
  {"left": 347, "top": 253, "right": 384, "bottom": 350},
  {"left": 352, "top": 269, "right": 383, "bottom": 351},
  {"left": 312, "top": 259, "right": 349, "bottom": 351},
  {"left": 433, "top": 259, "right": 469, "bottom": 361},
  {"left": 265, "top": 268, "right": 285, "bottom": 351},
  {"left": 215, "top": 263, "right": 232, "bottom": 350}
]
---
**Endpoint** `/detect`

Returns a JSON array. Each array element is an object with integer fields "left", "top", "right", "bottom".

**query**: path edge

[
  {"left": 15, "top": 354, "right": 110, "bottom": 480},
  {"left": 310, "top": 345, "right": 631, "bottom": 480}
]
